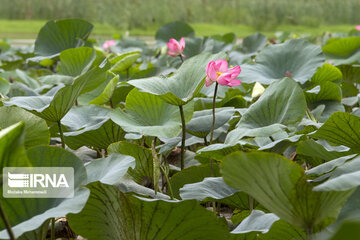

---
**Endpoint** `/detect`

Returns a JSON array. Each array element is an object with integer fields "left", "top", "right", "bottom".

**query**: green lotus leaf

[
  {"left": 311, "top": 63, "right": 342, "bottom": 84},
  {"left": 238, "top": 77, "right": 306, "bottom": 129},
  {"left": 15, "top": 69, "right": 40, "bottom": 89},
  {"left": 196, "top": 144, "right": 243, "bottom": 162},
  {"left": 313, "top": 155, "right": 360, "bottom": 192},
  {"left": 108, "top": 141, "right": 153, "bottom": 185},
  {"left": 0, "top": 122, "right": 30, "bottom": 171},
  {"left": 305, "top": 81, "right": 342, "bottom": 103},
  {"left": 306, "top": 155, "right": 357, "bottom": 177},
  {"left": 0, "top": 76, "right": 10, "bottom": 96},
  {"left": 322, "top": 36, "right": 360, "bottom": 65},
  {"left": 170, "top": 164, "right": 220, "bottom": 199},
  {"left": 180, "top": 177, "right": 238, "bottom": 201},
  {"left": 186, "top": 107, "right": 235, "bottom": 138},
  {"left": 226, "top": 78, "right": 306, "bottom": 144},
  {"left": 222, "top": 152, "right": 353, "bottom": 230},
  {"left": 68, "top": 181, "right": 230, "bottom": 240},
  {"left": 297, "top": 139, "right": 353, "bottom": 163},
  {"left": 109, "top": 51, "right": 141, "bottom": 74},
  {"left": 242, "top": 33, "right": 268, "bottom": 54},
  {"left": 34, "top": 19, "right": 94, "bottom": 57},
  {"left": 230, "top": 219, "right": 306, "bottom": 240},
  {"left": 240, "top": 39, "right": 325, "bottom": 84},
  {"left": 58, "top": 47, "right": 96, "bottom": 77},
  {"left": 311, "top": 112, "right": 360, "bottom": 152},
  {"left": 338, "top": 65, "right": 360, "bottom": 85},
  {"left": 180, "top": 177, "right": 250, "bottom": 209},
  {"left": 110, "top": 88, "right": 194, "bottom": 138},
  {"left": 61, "top": 105, "right": 125, "bottom": 150},
  {"left": 0, "top": 106, "right": 50, "bottom": 148},
  {"left": 88, "top": 75, "right": 118, "bottom": 105},
  {"left": 231, "top": 210, "right": 280, "bottom": 234},
  {"left": 85, "top": 153, "right": 135, "bottom": 185}
]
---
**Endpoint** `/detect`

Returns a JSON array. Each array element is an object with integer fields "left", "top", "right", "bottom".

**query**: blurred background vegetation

[{"left": 0, "top": 0, "right": 359, "bottom": 37}]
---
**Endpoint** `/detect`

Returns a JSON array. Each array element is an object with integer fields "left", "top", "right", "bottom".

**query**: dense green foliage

[{"left": 0, "top": 19, "right": 360, "bottom": 240}]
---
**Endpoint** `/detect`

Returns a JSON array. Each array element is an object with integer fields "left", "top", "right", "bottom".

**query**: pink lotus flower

[
  {"left": 102, "top": 40, "right": 116, "bottom": 50},
  {"left": 205, "top": 59, "right": 241, "bottom": 87},
  {"left": 355, "top": 25, "right": 360, "bottom": 31},
  {"left": 167, "top": 37, "right": 185, "bottom": 57}
]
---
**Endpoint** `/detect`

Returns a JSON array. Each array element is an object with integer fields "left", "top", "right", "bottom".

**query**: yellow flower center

[{"left": 216, "top": 71, "right": 222, "bottom": 77}]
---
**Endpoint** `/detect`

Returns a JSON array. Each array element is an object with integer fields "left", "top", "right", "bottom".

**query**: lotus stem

[
  {"left": 209, "top": 82, "right": 219, "bottom": 208},
  {"left": 160, "top": 165, "right": 174, "bottom": 200},
  {"left": 151, "top": 137, "right": 161, "bottom": 193},
  {"left": 179, "top": 105, "right": 186, "bottom": 170},
  {"left": 210, "top": 82, "right": 219, "bottom": 144},
  {"left": 179, "top": 55, "right": 184, "bottom": 63},
  {"left": 249, "top": 196, "right": 254, "bottom": 212},
  {"left": 0, "top": 202, "right": 15, "bottom": 240},
  {"left": 204, "top": 137, "right": 208, "bottom": 146},
  {"left": 51, "top": 218, "right": 55, "bottom": 240},
  {"left": 57, "top": 120, "right": 65, "bottom": 149}
]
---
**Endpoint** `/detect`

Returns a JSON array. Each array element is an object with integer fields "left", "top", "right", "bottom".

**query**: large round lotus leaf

[
  {"left": 222, "top": 151, "right": 353, "bottom": 229},
  {"left": 68, "top": 182, "right": 230, "bottom": 240},
  {"left": 240, "top": 39, "right": 325, "bottom": 85},
  {"left": 322, "top": 37, "right": 360, "bottom": 65},
  {"left": 34, "top": 19, "right": 94, "bottom": 57},
  {"left": 110, "top": 88, "right": 194, "bottom": 138},
  {"left": 238, "top": 77, "right": 306, "bottom": 129},
  {"left": 155, "top": 21, "right": 195, "bottom": 42}
]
